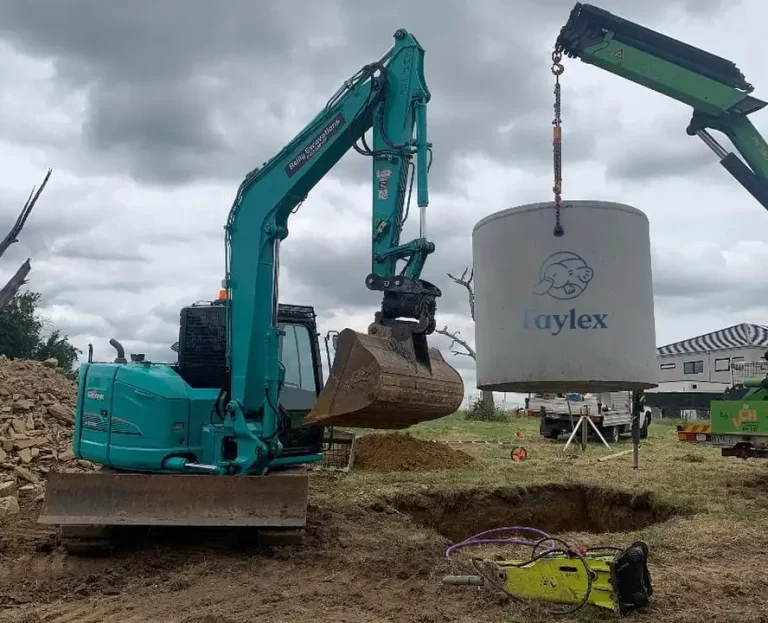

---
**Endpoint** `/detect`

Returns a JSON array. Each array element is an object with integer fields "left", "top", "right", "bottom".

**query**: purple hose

[{"left": 445, "top": 526, "right": 554, "bottom": 559}]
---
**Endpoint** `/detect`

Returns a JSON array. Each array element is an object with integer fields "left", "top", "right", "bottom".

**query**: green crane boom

[{"left": 556, "top": 2, "right": 768, "bottom": 209}]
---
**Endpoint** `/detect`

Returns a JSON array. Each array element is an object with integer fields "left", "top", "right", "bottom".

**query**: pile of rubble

[{"left": 0, "top": 355, "right": 97, "bottom": 518}]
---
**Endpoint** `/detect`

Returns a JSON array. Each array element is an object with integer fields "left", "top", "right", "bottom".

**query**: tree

[
  {"left": 436, "top": 266, "right": 496, "bottom": 412},
  {"left": 0, "top": 290, "right": 81, "bottom": 377},
  {"left": 0, "top": 169, "right": 52, "bottom": 310}
]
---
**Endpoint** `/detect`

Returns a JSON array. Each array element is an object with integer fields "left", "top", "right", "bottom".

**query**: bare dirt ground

[{"left": 2, "top": 412, "right": 768, "bottom": 622}]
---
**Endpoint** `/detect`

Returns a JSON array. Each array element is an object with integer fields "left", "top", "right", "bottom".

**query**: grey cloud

[
  {"left": 279, "top": 230, "right": 477, "bottom": 320},
  {"left": 37, "top": 277, "right": 149, "bottom": 302},
  {"left": 604, "top": 121, "right": 723, "bottom": 183},
  {"left": 83, "top": 78, "right": 232, "bottom": 186},
  {"left": 0, "top": 0, "right": 727, "bottom": 188},
  {"left": 53, "top": 239, "right": 146, "bottom": 262}
]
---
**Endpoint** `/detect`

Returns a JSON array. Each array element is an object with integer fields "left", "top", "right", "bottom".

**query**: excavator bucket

[{"left": 305, "top": 327, "right": 464, "bottom": 429}]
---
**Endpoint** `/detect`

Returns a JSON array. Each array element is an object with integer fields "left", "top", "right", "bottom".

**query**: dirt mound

[
  {"left": 0, "top": 356, "right": 97, "bottom": 518},
  {"left": 353, "top": 432, "right": 474, "bottom": 472}
]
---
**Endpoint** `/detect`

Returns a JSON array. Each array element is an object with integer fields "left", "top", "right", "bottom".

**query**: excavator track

[
  {"left": 59, "top": 525, "right": 117, "bottom": 557},
  {"left": 58, "top": 525, "right": 306, "bottom": 557}
]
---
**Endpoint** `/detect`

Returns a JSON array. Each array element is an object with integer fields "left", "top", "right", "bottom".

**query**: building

[
  {"left": 648, "top": 323, "right": 768, "bottom": 418},
  {"left": 654, "top": 322, "right": 768, "bottom": 390}
]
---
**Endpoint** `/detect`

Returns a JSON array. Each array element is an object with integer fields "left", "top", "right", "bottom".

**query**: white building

[{"left": 653, "top": 322, "right": 768, "bottom": 392}]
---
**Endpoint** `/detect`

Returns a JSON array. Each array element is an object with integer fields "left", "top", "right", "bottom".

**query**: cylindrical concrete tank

[{"left": 472, "top": 200, "right": 657, "bottom": 393}]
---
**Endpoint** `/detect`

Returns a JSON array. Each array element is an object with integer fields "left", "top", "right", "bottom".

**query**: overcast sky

[{"left": 0, "top": 0, "right": 764, "bottom": 407}]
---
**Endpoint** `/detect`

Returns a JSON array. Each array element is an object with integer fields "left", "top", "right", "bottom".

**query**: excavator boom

[{"left": 557, "top": 3, "right": 768, "bottom": 209}]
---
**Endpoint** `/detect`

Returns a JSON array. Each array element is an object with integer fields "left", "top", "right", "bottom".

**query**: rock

[
  {"left": 0, "top": 481, "right": 14, "bottom": 494},
  {"left": 14, "top": 465, "right": 38, "bottom": 484},
  {"left": 59, "top": 449, "right": 75, "bottom": 462},
  {"left": 11, "top": 419, "right": 27, "bottom": 434},
  {"left": 13, "top": 438, "right": 46, "bottom": 450},
  {"left": 42, "top": 358, "right": 59, "bottom": 369},
  {"left": 46, "top": 403, "right": 74, "bottom": 424},
  {"left": 13, "top": 399, "right": 35, "bottom": 412},
  {"left": 0, "top": 448, "right": 6, "bottom": 462},
  {"left": 18, "top": 448, "right": 32, "bottom": 464},
  {"left": 0, "top": 496, "right": 20, "bottom": 518}
]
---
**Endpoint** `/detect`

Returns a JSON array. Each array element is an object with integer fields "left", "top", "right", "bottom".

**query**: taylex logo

[
  {"left": 525, "top": 251, "right": 608, "bottom": 336},
  {"left": 533, "top": 251, "right": 593, "bottom": 300}
]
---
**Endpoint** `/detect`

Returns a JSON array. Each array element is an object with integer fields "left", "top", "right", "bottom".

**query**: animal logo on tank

[{"left": 533, "top": 251, "right": 594, "bottom": 301}]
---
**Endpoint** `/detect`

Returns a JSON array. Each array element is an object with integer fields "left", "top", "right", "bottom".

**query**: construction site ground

[{"left": 3, "top": 413, "right": 768, "bottom": 623}]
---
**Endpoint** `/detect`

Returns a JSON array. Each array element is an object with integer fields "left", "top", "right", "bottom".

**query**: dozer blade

[
  {"left": 38, "top": 468, "right": 308, "bottom": 528},
  {"left": 305, "top": 327, "right": 464, "bottom": 429}
]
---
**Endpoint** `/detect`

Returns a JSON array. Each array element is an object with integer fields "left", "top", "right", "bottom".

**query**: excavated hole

[{"left": 388, "top": 483, "right": 679, "bottom": 541}]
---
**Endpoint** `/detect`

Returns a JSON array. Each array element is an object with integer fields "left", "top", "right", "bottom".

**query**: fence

[{"left": 463, "top": 393, "right": 526, "bottom": 412}]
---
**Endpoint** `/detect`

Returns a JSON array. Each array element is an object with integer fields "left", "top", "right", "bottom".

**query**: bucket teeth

[{"left": 305, "top": 328, "right": 464, "bottom": 429}]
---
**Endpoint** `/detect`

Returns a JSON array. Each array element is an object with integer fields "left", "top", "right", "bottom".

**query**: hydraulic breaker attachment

[
  {"left": 305, "top": 326, "right": 464, "bottom": 429},
  {"left": 443, "top": 541, "right": 653, "bottom": 617},
  {"left": 39, "top": 468, "right": 309, "bottom": 532}
]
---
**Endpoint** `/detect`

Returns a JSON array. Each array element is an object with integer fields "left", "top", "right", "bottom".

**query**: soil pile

[
  {"left": 0, "top": 356, "right": 96, "bottom": 515},
  {"left": 353, "top": 432, "right": 474, "bottom": 472}
]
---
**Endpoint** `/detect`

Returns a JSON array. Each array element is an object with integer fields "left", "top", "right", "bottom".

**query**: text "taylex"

[{"left": 523, "top": 308, "right": 608, "bottom": 336}]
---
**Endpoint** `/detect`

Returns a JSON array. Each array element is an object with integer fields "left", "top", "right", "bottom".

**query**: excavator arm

[
  {"left": 556, "top": 3, "right": 768, "bottom": 209},
  {"left": 222, "top": 28, "right": 463, "bottom": 471}
]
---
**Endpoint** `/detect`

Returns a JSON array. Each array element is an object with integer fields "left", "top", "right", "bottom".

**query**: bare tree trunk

[
  {"left": 445, "top": 267, "right": 495, "bottom": 409},
  {"left": 0, "top": 258, "right": 31, "bottom": 309},
  {"left": 481, "top": 389, "right": 494, "bottom": 409},
  {"left": 0, "top": 169, "right": 52, "bottom": 312}
]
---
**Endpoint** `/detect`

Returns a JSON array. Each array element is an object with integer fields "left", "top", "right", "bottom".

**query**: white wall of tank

[{"left": 472, "top": 200, "right": 658, "bottom": 394}]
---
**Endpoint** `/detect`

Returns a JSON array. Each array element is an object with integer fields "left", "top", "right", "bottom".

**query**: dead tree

[
  {"left": 436, "top": 266, "right": 495, "bottom": 409},
  {"left": 0, "top": 169, "right": 52, "bottom": 311}
]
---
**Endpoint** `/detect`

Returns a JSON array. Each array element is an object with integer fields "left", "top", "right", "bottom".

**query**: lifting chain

[{"left": 551, "top": 50, "right": 565, "bottom": 237}]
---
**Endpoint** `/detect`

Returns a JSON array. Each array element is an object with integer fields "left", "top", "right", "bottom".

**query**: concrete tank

[{"left": 472, "top": 200, "right": 658, "bottom": 393}]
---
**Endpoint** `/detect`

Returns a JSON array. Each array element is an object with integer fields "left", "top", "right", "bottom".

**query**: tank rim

[{"left": 472, "top": 200, "right": 649, "bottom": 234}]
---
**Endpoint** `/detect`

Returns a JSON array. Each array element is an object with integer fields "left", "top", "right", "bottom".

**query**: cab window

[{"left": 278, "top": 323, "right": 317, "bottom": 392}]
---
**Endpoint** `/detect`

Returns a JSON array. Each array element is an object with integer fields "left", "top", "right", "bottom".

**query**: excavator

[{"left": 38, "top": 28, "right": 464, "bottom": 553}]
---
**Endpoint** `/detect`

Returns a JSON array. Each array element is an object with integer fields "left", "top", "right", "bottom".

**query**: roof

[{"left": 657, "top": 323, "right": 768, "bottom": 356}]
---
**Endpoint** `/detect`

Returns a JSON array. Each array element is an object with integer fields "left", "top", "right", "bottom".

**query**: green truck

[
  {"left": 708, "top": 375, "right": 768, "bottom": 459},
  {"left": 674, "top": 360, "right": 768, "bottom": 459}
]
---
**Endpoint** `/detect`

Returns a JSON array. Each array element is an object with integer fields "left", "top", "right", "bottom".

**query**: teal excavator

[{"left": 38, "top": 29, "right": 464, "bottom": 552}]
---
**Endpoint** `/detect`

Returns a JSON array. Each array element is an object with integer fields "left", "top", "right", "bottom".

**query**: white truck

[{"left": 532, "top": 392, "right": 651, "bottom": 443}]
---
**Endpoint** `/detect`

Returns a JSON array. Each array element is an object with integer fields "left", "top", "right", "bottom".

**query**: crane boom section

[{"left": 556, "top": 3, "right": 768, "bottom": 208}]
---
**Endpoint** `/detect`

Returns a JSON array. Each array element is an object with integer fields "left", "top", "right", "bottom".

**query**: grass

[{"left": 318, "top": 412, "right": 768, "bottom": 622}]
